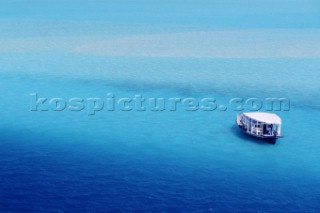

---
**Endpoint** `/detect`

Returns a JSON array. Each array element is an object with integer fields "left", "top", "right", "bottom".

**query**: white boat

[{"left": 236, "top": 112, "right": 282, "bottom": 142}]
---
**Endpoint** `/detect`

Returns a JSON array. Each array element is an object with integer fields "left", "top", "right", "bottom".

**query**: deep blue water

[
  {"left": 1, "top": 57, "right": 320, "bottom": 212},
  {"left": 1, "top": 0, "right": 320, "bottom": 212}
]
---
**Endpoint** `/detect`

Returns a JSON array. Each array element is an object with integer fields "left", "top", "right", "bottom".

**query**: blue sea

[{"left": 1, "top": 0, "right": 320, "bottom": 212}]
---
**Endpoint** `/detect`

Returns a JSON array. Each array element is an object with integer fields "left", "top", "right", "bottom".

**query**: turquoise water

[
  {"left": 1, "top": 0, "right": 320, "bottom": 212},
  {"left": 1, "top": 56, "right": 320, "bottom": 212}
]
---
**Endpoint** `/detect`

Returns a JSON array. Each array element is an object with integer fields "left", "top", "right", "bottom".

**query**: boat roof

[{"left": 243, "top": 112, "right": 281, "bottom": 124}]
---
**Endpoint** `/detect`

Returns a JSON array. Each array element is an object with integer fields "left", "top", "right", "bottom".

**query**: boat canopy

[{"left": 243, "top": 112, "right": 281, "bottom": 124}]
